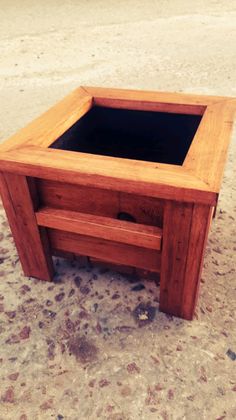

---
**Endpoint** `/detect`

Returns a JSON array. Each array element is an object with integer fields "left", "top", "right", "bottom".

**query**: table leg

[
  {"left": 159, "top": 201, "right": 212, "bottom": 320},
  {"left": 0, "top": 172, "right": 54, "bottom": 281}
]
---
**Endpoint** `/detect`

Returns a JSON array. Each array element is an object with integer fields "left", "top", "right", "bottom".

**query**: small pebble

[
  {"left": 131, "top": 284, "right": 145, "bottom": 291},
  {"left": 226, "top": 349, "right": 236, "bottom": 361},
  {"left": 74, "top": 276, "right": 82, "bottom": 288},
  {"left": 55, "top": 292, "right": 65, "bottom": 302}
]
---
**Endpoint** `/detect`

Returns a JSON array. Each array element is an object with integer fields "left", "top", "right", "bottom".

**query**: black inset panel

[{"left": 50, "top": 106, "right": 202, "bottom": 165}]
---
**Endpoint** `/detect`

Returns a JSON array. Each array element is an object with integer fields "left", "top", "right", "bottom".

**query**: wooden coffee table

[{"left": 0, "top": 87, "right": 235, "bottom": 319}]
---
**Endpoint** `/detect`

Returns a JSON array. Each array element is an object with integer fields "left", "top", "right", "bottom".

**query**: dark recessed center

[{"left": 50, "top": 106, "right": 202, "bottom": 165}]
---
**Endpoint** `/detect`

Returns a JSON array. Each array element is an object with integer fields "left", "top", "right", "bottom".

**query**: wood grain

[
  {"left": 0, "top": 86, "right": 234, "bottom": 318},
  {"left": 82, "top": 86, "right": 226, "bottom": 115},
  {"left": 0, "top": 146, "right": 217, "bottom": 205},
  {"left": 159, "top": 201, "right": 212, "bottom": 319},
  {"left": 0, "top": 87, "right": 234, "bottom": 207},
  {"left": 48, "top": 228, "right": 161, "bottom": 272},
  {"left": 37, "top": 178, "right": 119, "bottom": 218},
  {"left": 184, "top": 100, "right": 236, "bottom": 191},
  {"left": 0, "top": 172, "right": 54, "bottom": 280},
  {"left": 181, "top": 205, "right": 213, "bottom": 318},
  {"left": 36, "top": 207, "right": 162, "bottom": 250},
  {"left": 37, "top": 179, "right": 163, "bottom": 227}
]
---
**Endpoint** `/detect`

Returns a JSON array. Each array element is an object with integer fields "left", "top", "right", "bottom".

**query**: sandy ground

[{"left": 0, "top": 1, "right": 236, "bottom": 419}]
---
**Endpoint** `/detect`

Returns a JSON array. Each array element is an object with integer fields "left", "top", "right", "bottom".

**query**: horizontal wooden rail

[
  {"left": 49, "top": 229, "right": 161, "bottom": 272},
  {"left": 36, "top": 207, "right": 162, "bottom": 250}
]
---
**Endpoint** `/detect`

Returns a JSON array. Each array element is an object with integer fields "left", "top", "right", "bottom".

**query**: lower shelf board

[
  {"left": 48, "top": 228, "right": 161, "bottom": 272},
  {"left": 36, "top": 206, "right": 162, "bottom": 250}
]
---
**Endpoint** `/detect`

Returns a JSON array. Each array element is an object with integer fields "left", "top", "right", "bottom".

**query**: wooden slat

[
  {"left": 181, "top": 205, "right": 213, "bottom": 317},
  {"left": 82, "top": 86, "right": 226, "bottom": 114},
  {"left": 0, "top": 87, "right": 234, "bottom": 208},
  {"left": 184, "top": 101, "right": 236, "bottom": 191},
  {"left": 159, "top": 201, "right": 212, "bottom": 320},
  {"left": 0, "top": 87, "right": 93, "bottom": 152},
  {"left": 0, "top": 146, "right": 217, "bottom": 205},
  {"left": 0, "top": 172, "right": 54, "bottom": 280},
  {"left": 37, "top": 179, "right": 163, "bottom": 227},
  {"left": 159, "top": 201, "right": 193, "bottom": 318},
  {"left": 37, "top": 178, "right": 119, "bottom": 218},
  {"left": 92, "top": 97, "right": 205, "bottom": 116},
  {"left": 36, "top": 207, "right": 162, "bottom": 250},
  {"left": 48, "top": 229, "right": 161, "bottom": 272}
]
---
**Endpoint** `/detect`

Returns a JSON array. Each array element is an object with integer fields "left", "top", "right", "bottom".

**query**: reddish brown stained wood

[
  {"left": 27, "top": 177, "right": 40, "bottom": 210},
  {"left": 37, "top": 179, "right": 163, "bottom": 227},
  {"left": 159, "top": 201, "right": 193, "bottom": 318},
  {"left": 36, "top": 207, "right": 162, "bottom": 250},
  {"left": 119, "top": 192, "right": 163, "bottom": 227},
  {"left": 0, "top": 86, "right": 234, "bottom": 318},
  {"left": 0, "top": 146, "right": 217, "bottom": 205},
  {"left": 0, "top": 172, "right": 54, "bottom": 280},
  {"left": 159, "top": 201, "right": 212, "bottom": 319},
  {"left": 89, "top": 97, "right": 205, "bottom": 116},
  {"left": 82, "top": 86, "right": 226, "bottom": 114},
  {"left": 0, "top": 87, "right": 234, "bottom": 207},
  {"left": 48, "top": 228, "right": 161, "bottom": 272},
  {"left": 37, "top": 178, "right": 119, "bottom": 217},
  {"left": 184, "top": 101, "right": 236, "bottom": 192},
  {"left": 181, "top": 205, "right": 213, "bottom": 318}
]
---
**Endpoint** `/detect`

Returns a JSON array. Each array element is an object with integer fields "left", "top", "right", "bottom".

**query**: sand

[{"left": 0, "top": 1, "right": 236, "bottom": 419}]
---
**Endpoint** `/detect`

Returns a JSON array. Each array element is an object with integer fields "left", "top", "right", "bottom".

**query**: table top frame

[{"left": 0, "top": 86, "right": 235, "bottom": 205}]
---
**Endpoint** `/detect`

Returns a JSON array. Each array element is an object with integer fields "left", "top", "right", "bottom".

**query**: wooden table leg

[
  {"left": 0, "top": 172, "right": 54, "bottom": 281},
  {"left": 159, "top": 201, "right": 213, "bottom": 320}
]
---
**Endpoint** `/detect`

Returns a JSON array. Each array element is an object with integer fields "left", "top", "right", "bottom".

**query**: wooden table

[{"left": 0, "top": 87, "right": 235, "bottom": 319}]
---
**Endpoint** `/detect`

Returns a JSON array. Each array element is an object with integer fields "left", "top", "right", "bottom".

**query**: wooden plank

[
  {"left": 0, "top": 87, "right": 233, "bottom": 207},
  {"left": 27, "top": 177, "right": 40, "bottom": 210},
  {"left": 36, "top": 207, "right": 162, "bottom": 250},
  {"left": 82, "top": 86, "right": 226, "bottom": 114},
  {"left": 0, "top": 87, "right": 93, "bottom": 152},
  {"left": 37, "top": 178, "right": 120, "bottom": 218},
  {"left": 37, "top": 179, "right": 163, "bottom": 227},
  {"left": 91, "top": 97, "right": 205, "bottom": 116},
  {"left": 184, "top": 101, "right": 236, "bottom": 191},
  {"left": 159, "top": 201, "right": 212, "bottom": 320},
  {"left": 0, "top": 146, "right": 217, "bottom": 205},
  {"left": 27, "top": 176, "right": 55, "bottom": 280},
  {"left": 0, "top": 172, "right": 54, "bottom": 280},
  {"left": 119, "top": 192, "right": 163, "bottom": 227},
  {"left": 159, "top": 201, "right": 193, "bottom": 318},
  {"left": 0, "top": 86, "right": 228, "bottom": 155},
  {"left": 48, "top": 228, "right": 161, "bottom": 272},
  {"left": 181, "top": 205, "right": 213, "bottom": 318}
]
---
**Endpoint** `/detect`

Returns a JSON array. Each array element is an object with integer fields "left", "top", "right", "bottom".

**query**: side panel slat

[{"left": 48, "top": 229, "right": 161, "bottom": 272}]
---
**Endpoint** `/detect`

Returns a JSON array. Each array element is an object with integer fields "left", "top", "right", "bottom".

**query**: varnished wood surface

[
  {"left": 48, "top": 228, "right": 161, "bottom": 272},
  {"left": 0, "top": 87, "right": 235, "bottom": 319},
  {"left": 0, "top": 87, "right": 235, "bottom": 205},
  {"left": 184, "top": 100, "right": 236, "bottom": 191},
  {"left": 181, "top": 205, "right": 213, "bottom": 318},
  {"left": 0, "top": 146, "right": 217, "bottom": 205},
  {"left": 0, "top": 172, "right": 53, "bottom": 280},
  {"left": 37, "top": 179, "right": 164, "bottom": 227},
  {"left": 159, "top": 201, "right": 213, "bottom": 319},
  {"left": 82, "top": 86, "right": 226, "bottom": 115},
  {"left": 36, "top": 207, "right": 162, "bottom": 250}
]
